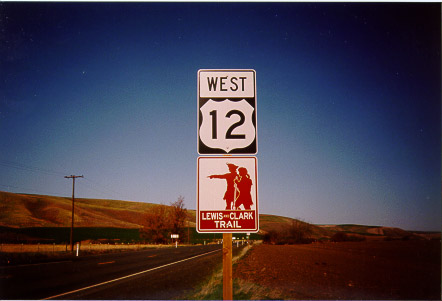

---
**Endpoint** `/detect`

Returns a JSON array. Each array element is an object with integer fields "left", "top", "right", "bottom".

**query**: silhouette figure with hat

[
  {"left": 208, "top": 163, "right": 239, "bottom": 210},
  {"left": 234, "top": 167, "right": 253, "bottom": 210}
]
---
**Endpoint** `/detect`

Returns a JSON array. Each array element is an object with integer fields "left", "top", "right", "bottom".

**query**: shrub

[
  {"left": 331, "top": 231, "right": 348, "bottom": 242},
  {"left": 140, "top": 197, "right": 188, "bottom": 244},
  {"left": 331, "top": 231, "right": 366, "bottom": 242},
  {"left": 286, "top": 220, "right": 313, "bottom": 244},
  {"left": 263, "top": 230, "right": 279, "bottom": 245},
  {"left": 263, "top": 220, "right": 314, "bottom": 245}
]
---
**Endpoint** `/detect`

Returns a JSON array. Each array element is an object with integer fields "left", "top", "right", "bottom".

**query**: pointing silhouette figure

[{"left": 208, "top": 163, "right": 239, "bottom": 210}]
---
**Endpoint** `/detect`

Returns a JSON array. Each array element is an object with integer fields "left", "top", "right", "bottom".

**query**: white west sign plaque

[{"left": 198, "top": 69, "right": 257, "bottom": 154}]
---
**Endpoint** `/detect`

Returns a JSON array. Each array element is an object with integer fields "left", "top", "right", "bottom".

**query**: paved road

[{"left": 0, "top": 245, "right": 224, "bottom": 300}]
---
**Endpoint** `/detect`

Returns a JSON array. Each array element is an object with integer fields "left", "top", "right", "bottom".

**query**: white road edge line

[{"left": 42, "top": 248, "right": 221, "bottom": 300}]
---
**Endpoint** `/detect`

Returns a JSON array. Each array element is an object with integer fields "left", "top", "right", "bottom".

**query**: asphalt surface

[{"left": 0, "top": 244, "right": 223, "bottom": 300}]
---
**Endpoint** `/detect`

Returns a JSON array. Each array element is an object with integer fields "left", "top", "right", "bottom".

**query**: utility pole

[{"left": 65, "top": 175, "right": 83, "bottom": 252}]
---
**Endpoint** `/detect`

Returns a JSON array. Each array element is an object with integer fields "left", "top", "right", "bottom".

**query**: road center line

[
  {"left": 97, "top": 261, "right": 115, "bottom": 265},
  {"left": 42, "top": 248, "right": 221, "bottom": 300}
]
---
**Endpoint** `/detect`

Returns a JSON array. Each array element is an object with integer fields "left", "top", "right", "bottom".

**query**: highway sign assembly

[
  {"left": 197, "top": 156, "right": 258, "bottom": 233},
  {"left": 198, "top": 69, "right": 257, "bottom": 154},
  {"left": 196, "top": 69, "right": 259, "bottom": 300}
]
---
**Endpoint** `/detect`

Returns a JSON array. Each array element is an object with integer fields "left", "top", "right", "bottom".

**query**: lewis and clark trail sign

[
  {"left": 197, "top": 156, "right": 258, "bottom": 233},
  {"left": 197, "top": 69, "right": 257, "bottom": 155}
]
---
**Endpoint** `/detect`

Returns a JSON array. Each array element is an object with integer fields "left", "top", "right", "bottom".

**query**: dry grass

[
  {"left": 0, "top": 243, "right": 186, "bottom": 266},
  {"left": 0, "top": 243, "right": 163, "bottom": 253},
  {"left": 0, "top": 191, "right": 196, "bottom": 230},
  {"left": 188, "top": 242, "right": 257, "bottom": 300},
  {"left": 0, "top": 191, "right": 155, "bottom": 228}
]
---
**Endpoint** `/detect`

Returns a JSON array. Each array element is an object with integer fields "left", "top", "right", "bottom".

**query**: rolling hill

[
  {"left": 0, "top": 191, "right": 155, "bottom": 228},
  {"left": 0, "top": 191, "right": 438, "bottom": 241},
  {"left": 0, "top": 191, "right": 332, "bottom": 238}
]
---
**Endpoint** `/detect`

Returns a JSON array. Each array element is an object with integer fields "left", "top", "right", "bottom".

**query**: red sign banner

[{"left": 199, "top": 210, "right": 256, "bottom": 230}]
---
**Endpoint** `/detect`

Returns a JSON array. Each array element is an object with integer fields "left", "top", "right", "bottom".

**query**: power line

[
  {"left": 1, "top": 160, "right": 128, "bottom": 200},
  {"left": 0, "top": 160, "right": 66, "bottom": 177},
  {"left": 82, "top": 177, "right": 127, "bottom": 200},
  {"left": 0, "top": 184, "right": 63, "bottom": 196}
]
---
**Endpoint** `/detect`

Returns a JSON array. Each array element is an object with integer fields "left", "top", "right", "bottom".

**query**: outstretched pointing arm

[{"left": 208, "top": 173, "right": 229, "bottom": 179}]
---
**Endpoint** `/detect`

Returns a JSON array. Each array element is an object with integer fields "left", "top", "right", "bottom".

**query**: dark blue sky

[{"left": 1, "top": 2, "right": 440, "bottom": 231}]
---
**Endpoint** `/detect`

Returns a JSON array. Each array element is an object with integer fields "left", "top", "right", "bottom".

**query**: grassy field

[
  {"left": 0, "top": 224, "right": 259, "bottom": 266},
  {"left": 1, "top": 191, "right": 438, "bottom": 245},
  {"left": 0, "top": 192, "right": 327, "bottom": 239},
  {"left": 0, "top": 226, "right": 261, "bottom": 245},
  {"left": 0, "top": 242, "right": 192, "bottom": 266},
  {"left": 0, "top": 242, "right": 160, "bottom": 253},
  {"left": 0, "top": 191, "right": 155, "bottom": 228},
  {"left": 0, "top": 226, "right": 143, "bottom": 243}
]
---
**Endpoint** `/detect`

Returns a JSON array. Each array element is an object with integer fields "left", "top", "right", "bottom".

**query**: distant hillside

[
  {"left": 0, "top": 191, "right": 438, "bottom": 241},
  {"left": 259, "top": 214, "right": 333, "bottom": 239},
  {"left": 318, "top": 224, "right": 440, "bottom": 241},
  {"left": 0, "top": 192, "right": 329, "bottom": 238},
  {"left": 0, "top": 191, "right": 155, "bottom": 228}
]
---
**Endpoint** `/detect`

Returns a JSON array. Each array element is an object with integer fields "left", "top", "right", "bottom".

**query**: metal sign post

[{"left": 171, "top": 234, "right": 179, "bottom": 248}]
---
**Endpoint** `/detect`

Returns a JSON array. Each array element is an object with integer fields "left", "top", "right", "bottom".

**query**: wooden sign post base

[{"left": 223, "top": 233, "right": 233, "bottom": 300}]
